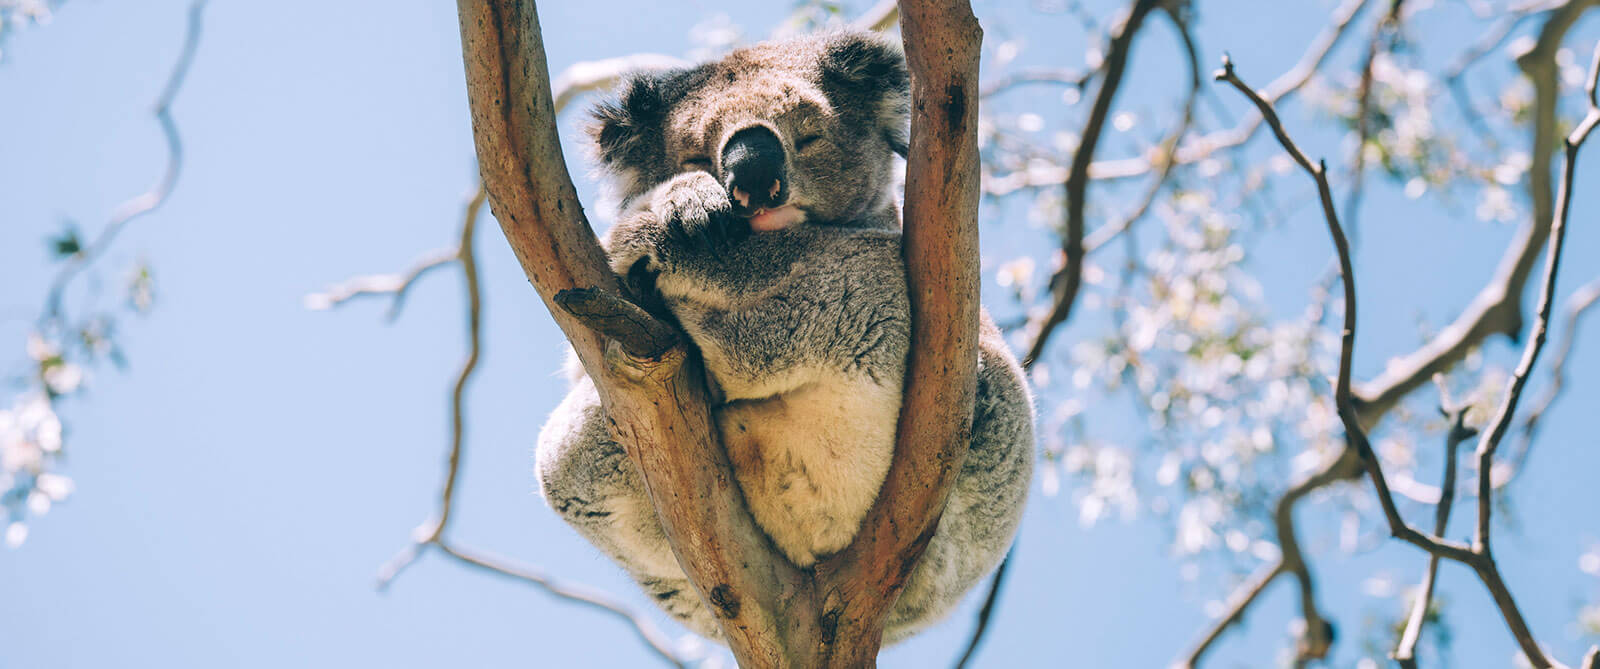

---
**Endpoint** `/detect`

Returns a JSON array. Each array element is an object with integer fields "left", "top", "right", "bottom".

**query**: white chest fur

[{"left": 715, "top": 373, "right": 901, "bottom": 567}]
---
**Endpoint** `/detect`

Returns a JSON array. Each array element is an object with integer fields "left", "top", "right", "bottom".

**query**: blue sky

[{"left": 2, "top": 1, "right": 1598, "bottom": 667}]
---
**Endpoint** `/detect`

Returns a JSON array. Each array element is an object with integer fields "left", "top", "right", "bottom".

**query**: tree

[{"left": 5, "top": 1, "right": 1600, "bottom": 667}]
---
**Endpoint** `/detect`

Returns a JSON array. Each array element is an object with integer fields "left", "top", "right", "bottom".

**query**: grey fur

[{"left": 537, "top": 31, "right": 1034, "bottom": 645}]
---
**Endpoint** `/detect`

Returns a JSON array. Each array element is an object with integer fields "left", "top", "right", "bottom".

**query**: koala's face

[{"left": 590, "top": 32, "right": 910, "bottom": 230}]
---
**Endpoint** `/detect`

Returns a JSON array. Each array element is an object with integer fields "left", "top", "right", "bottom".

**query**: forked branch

[
  {"left": 1217, "top": 40, "right": 1600, "bottom": 669},
  {"left": 454, "top": 1, "right": 982, "bottom": 665}
]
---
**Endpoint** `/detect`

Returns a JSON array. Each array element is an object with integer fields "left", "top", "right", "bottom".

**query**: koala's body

[{"left": 535, "top": 31, "right": 1034, "bottom": 644}]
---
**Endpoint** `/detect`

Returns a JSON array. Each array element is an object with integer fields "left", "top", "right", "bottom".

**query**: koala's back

[{"left": 656, "top": 226, "right": 910, "bottom": 568}]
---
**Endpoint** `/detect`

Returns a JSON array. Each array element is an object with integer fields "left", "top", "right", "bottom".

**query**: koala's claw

[{"left": 656, "top": 173, "right": 750, "bottom": 253}]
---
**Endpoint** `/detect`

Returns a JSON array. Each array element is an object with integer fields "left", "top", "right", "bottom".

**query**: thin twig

[
  {"left": 952, "top": 546, "right": 1013, "bottom": 669},
  {"left": 1176, "top": 562, "right": 1287, "bottom": 668},
  {"left": 40, "top": 0, "right": 208, "bottom": 327},
  {"left": 303, "top": 247, "right": 460, "bottom": 321},
  {"left": 434, "top": 541, "right": 688, "bottom": 669},
  {"left": 979, "top": 67, "right": 1093, "bottom": 98},
  {"left": 1506, "top": 276, "right": 1600, "bottom": 478},
  {"left": 1392, "top": 407, "right": 1475, "bottom": 668}
]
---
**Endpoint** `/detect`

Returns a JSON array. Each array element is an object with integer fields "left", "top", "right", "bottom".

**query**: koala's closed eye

[
  {"left": 681, "top": 156, "right": 713, "bottom": 171},
  {"left": 794, "top": 135, "right": 825, "bottom": 152}
]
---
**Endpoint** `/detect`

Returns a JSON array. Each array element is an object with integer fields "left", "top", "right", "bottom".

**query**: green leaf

[{"left": 50, "top": 226, "right": 82, "bottom": 258}]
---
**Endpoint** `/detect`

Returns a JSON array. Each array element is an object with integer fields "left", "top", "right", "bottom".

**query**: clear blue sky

[{"left": 2, "top": 1, "right": 1597, "bottom": 667}]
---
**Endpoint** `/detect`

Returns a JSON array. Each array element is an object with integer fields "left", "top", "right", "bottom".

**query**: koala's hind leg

[
  {"left": 881, "top": 328, "right": 1035, "bottom": 644},
  {"left": 535, "top": 376, "right": 723, "bottom": 641}
]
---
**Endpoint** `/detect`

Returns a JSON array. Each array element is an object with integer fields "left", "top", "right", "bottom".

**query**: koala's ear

[
  {"left": 588, "top": 72, "right": 674, "bottom": 168},
  {"left": 820, "top": 32, "right": 910, "bottom": 158},
  {"left": 820, "top": 32, "right": 909, "bottom": 95}
]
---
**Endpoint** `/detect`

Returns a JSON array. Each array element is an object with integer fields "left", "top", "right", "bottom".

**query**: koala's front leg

[{"left": 604, "top": 171, "right": 749, "bottom": 277}]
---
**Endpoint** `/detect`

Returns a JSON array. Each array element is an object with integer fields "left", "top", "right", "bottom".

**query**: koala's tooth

[{"left": 732, "top": 186, "right": 750, "bottom": 208}]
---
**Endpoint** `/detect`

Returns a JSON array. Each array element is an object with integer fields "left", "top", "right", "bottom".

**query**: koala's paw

[{"left": 653, "top": 172, "right": 750, "bottom": 253}]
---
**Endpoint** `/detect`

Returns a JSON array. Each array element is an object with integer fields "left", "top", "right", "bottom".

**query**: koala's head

[{"left": 589, "top": 31, "right": 910, "bottom": 231}]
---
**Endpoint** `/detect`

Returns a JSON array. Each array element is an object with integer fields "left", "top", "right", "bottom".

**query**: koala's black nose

[{"left": 720, "top": 126, "right": 788, "bottom": 214}]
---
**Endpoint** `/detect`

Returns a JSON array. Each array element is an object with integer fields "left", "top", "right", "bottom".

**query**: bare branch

[
  {"left": 1352, "top": 0, "right": 1598, "bottom": 424},
  {"left": 1218, "top": 42, "right": 1486, "bottom": 637},
  {"left": 1507, "top": 276, "right": 1600, "bottom": 476},
  {"left": 953, "top": 547, "right": 1013, "bottom": 669},
  {"left": 983, "top": 0, "right": 1371, "bottom": 195},
  {"left": 1392, "top": 408, "right": 1474, "bottom": 668},
  {"left": 1021, "top": 0, "right": 1161, "bottom": 368},
  {"left": 428, "top": 188, "right": 486, "bottom": 539},
  {"left": 979, "top": 67, "right": 1092, "bottom": 99},
  {"left": 1220, "top": 38, "right": 1600, "bottom": 668},
  {"left": 1083, "top": 5, "right": 1201, "bottom": 256},
  {"left": 1175, "top": 562, "right": 1286, "bottom": 669},
  {"left": 1473, "top": 38, "right": 1599, "bottom": 551},
  {"left": 366, "top": 187, "right": 687, "bottom": 666},
  {"left": 303, "top": 247, "right": 460, "bottom": 321},
  {"left": 41, "top": 0, "right": 208, "bottom": 326},
  {"left": 434, "top": 542, "right": 688, "bottom": 669}
]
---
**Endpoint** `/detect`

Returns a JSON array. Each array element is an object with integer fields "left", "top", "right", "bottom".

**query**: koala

[{"left": 535, "top": 31, "right": 1035, "bottom": 645}]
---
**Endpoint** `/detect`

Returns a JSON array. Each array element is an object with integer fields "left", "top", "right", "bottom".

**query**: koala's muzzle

[{"left": 720, "top": 126, "right": 788, "bottom": 215}]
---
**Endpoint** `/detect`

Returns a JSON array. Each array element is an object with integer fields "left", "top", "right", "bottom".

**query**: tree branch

[
  {"left": 364, "top": 187, "right": 688, "bottom": 666},
  {"left": 1084, "top": 4, "right": 1201, "bottom": 256},
  {"left": 456, "top": 1, "right": 983, "bottom": 664},
  {"left": 983, "top": 0, "right": 1371, "bottom": 195},
  {"left": 304, "top": 247, "right": 460, "bottom": 320},
  {"left": 810, "top": 3, "right": 984, "bottom": 664},
  {"left": 959, "top": 8, "right": 1199, "bottom": 665},
  {"left": 1392, "top": 407, "right": 1474, "bottom": 668},
  {"left": 1220, "top": 38, "right": 1600, "bottom": 668},
  {"left": 1351, "top": 0, "right": 1598, "bottom": 425},
  {"left": 952, "top": 546, "right": 1013, "bottom": 669},
  {"left": 40, "top": 0, "right": 208, "bottom": 327},
  {"left": 1506, "top": 276, "right": 1600, "bottom": 479},
  {"left": 456, "top": 4, "right": 811, "bottom": 665},
  {"left": 1022, "top": 0, "right": 1161, "bottom": 368}
]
